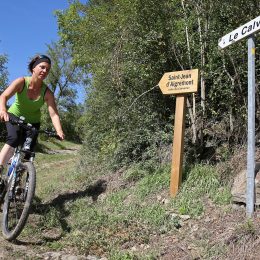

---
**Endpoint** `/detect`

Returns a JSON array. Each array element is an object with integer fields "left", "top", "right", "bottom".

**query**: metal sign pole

[
  {"left": 218, "top": 17, "right": 260, "bottom": 216},
  {"left": 246, "top": 35, "right": 256, "bottom": 217}
]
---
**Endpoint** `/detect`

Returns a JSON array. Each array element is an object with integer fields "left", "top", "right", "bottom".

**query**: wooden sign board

[{"left": 159, "top": 69, "right": 199, "bottom": 95}]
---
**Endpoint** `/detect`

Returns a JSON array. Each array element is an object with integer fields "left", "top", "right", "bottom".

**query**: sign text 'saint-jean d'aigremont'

[{"left": 168, "top": 73, "right": 191, "bottom": 81}]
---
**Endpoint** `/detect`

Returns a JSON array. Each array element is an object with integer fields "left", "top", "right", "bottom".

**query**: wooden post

[
  {"left": 158, "top": 69, "right": 198, "bottom": 197},
  {"left": 170, "top": 94, "right": 187, "bottom": 197}
]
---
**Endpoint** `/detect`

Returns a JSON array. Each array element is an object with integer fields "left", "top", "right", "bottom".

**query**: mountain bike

[{"left": 0, "top": 116, "right": 59, "bottom": 241}]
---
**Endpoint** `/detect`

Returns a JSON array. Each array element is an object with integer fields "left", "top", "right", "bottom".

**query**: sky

[{"left": 0, "top": 1, "right": 85, "bottom": 104}]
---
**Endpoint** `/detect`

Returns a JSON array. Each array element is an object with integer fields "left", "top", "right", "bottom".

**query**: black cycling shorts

[{"left": 5, "top": 113, "right": 40, "bottom": 152}]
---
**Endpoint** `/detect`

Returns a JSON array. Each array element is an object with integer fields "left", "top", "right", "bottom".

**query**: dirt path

[
  {"left": 0, "top": 145, "right": 102, "bottom": 260},
  {"left": 0, "top": 231, "right": 90, "bottom": 259}
]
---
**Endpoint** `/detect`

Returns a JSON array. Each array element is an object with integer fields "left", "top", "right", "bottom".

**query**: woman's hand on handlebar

[
  {"left": 57, "top": 130, "right": 65, "bottom": 141},
  {"left": 0, "top": 110, "right": 9, "bottom": 122}
]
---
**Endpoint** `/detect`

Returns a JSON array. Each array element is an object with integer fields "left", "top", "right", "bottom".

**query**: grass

[
  {"left": 10, "top": 140, "right": 233, "bottom": 259},
  {"left": 33, "top": 139, "right": 81, "bottom": 200},
  {"left": 173, "top": 164, "right": 232, "bottom": 217}
]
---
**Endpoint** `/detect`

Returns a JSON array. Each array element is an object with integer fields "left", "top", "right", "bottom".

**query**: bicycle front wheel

[{"left": 2, "top": 162, "right": 36, "bottom": 241}]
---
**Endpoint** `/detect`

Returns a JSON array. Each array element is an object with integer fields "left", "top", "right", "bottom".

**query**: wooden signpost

[{"left": 158, "top": 69, "right": 199, "bottom": 197}]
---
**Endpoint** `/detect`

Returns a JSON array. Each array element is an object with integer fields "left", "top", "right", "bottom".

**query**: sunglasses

[{"left": 38, "top": 55, "right": 51, "bottom": 63}]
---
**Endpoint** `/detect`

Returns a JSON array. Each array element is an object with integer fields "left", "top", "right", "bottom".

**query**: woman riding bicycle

[{"left": 0, "top": 54, "right": 65, "bottom": 181}]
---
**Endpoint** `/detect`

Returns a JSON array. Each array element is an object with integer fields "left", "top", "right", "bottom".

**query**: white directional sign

[{"left": 218, "top": 16, "right": 260, "bottom": 49}]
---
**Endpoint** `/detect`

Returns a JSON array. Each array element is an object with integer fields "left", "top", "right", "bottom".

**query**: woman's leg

[
  {"left": 0, "top": 144, "right": 15, "bottom": 168},
  {"left": 0, "top": 144, "right": 14, "bottom": 189},
  {"left": 1, "top": 114, "right": 20, "bottom": 169},
  {"left": 23, "top": 123, "right": 40, "bottom": 160}
]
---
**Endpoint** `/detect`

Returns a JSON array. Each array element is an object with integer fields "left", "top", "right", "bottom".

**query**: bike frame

[
  {"left": 6, "top": 147, "right": 31, "bottom": 199},
  {"left": 1, "top": 116, "right": 59, "bottom": 241}
]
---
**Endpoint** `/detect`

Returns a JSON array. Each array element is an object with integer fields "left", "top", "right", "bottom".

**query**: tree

[
  {"left": 56, "top": 0, "right": 260, "bottom": 167},
  {"left": 46, "top": 41, "right": 84, "bottom": 107},
  {"left": 41, "top": 41, "right": 85, "bottom": 141},
  {"left": 0, "top": 53, "right": 8, "bottom": 140},
  {"left": 0, "top": 54, "right": 8, "bottom": 93}
]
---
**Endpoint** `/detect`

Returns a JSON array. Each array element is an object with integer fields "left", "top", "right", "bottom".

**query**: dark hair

[{"left": 28, "top": 54, "right": 51, "bottom": 73}]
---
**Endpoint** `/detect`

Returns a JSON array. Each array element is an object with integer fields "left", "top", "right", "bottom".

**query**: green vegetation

[
  {"left": 55, "top": 0, "right": 260, "bottom": 170},
  {"left": 0, "top": 54, "right": 9, "bottom": 139},
  {"left": 17, "top": 140, "right": 233, "bottom": 258},
  {"left": 1, "top": 1, "right": 260, "bottom": 258},
  {"left": 0, "top": 54, "right": 8, "bottom": 92},
  {"left": 174, "top": 164, "right": 232, "bottom": 216}
]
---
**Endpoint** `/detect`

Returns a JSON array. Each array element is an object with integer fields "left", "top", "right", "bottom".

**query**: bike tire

[{"left": 2, "top": 162, "right": 36, "bottom": 241}]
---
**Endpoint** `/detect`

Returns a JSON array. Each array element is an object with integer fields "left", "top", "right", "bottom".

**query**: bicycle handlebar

[
  {"left": 38, "top": 129, "right": 61, "bottom": 139},
  {"left": 8, "top": 116, "right": 61, "bottom": 140}
]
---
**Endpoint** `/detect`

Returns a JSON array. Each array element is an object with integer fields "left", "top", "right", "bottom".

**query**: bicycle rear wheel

[{"left": 2, "top": 162, "right": 36, "bottom": 241}]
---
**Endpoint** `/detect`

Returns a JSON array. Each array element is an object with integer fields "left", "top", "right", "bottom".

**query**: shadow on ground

[
  {"left": 14, "top": 179, "right": 107, "bottom": 245},
  {"left": 35, "top": 141, "right": 68, "bottom": 153}
]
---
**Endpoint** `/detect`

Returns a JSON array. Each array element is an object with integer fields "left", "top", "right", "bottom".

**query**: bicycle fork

[{"left": 6, "top": 152, "right": 21, "bottom": 199}]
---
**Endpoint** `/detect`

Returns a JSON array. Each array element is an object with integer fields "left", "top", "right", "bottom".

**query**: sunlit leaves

[{"left": 56, "top": 0, "right": 260, "bottom": 166}]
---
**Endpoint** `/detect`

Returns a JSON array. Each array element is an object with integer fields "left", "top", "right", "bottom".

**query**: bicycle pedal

[
  {"left": 0, "top": 191, "right": 5, "bottom": 202},
  {"left": 15, "top": 186, "right": 22, "bottom": 194},
  {"left": 17, "top": 165, "right": 26, "bottom": 172},
  {"left": 0, "top": 179, "right": 5, "bottom": 193}
]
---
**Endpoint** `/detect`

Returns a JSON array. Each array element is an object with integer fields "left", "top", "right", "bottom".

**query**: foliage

[
  {"left": 0, "top": 54, "right": 8, "bottom": 92},
  {"left": 40, "top": 42, "right": 85, "bottom": 141},
  {"left": 45, "top": 41, "right": 83, "bottom": 106},
  {"left": 56, "top": 0, "right": 177, "bottom": 167},
  {"left": 0, "top": 54, "right": 8, "bottom": 140},
  {"left": 56, "top": 1, "right": 260, "bottom": 167}
]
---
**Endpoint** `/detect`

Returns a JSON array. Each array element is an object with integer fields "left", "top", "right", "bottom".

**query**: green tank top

[{"left": 8, "top": 77, "right": 47, "bottom": 123}]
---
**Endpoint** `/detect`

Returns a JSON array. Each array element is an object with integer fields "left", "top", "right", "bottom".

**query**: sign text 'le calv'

[{"left": 218, "top": 16, "right": 260, "bottom": 49}]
